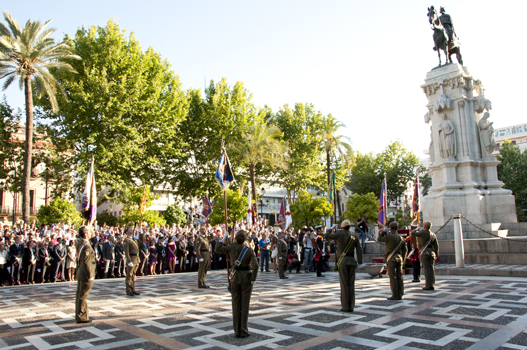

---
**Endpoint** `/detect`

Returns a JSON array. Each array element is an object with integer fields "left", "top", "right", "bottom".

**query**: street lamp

[{"left": 259, "top": 198, "right": 269, "bottom": 220}]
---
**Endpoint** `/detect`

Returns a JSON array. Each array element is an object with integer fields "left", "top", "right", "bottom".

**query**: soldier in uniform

[
  {"left": 277, "top": 231, "right": 288, "bottom": 279},
  {"left": 196, "top": 227, "right": 213, "bottom": 288},
  {"left": 215, "top": 230, "right": 258, "bottom": 338},
  {"left": 75, "top": 226, "right": 96, "bottom": 323},
  {"left": 377, "top": 222, "right": 407, "bottom": 300},
  {"left": 324, "top": 220, "right": 362, "bottom": 312},
  {"left": 411, "top": 221, "right": 439, "bottom": 290},
  {"left": 439, "top": 6, "right": 457, "bottom": 44},
  {"left": 124, "top": 227, "right": 141, "bottom": 296}
]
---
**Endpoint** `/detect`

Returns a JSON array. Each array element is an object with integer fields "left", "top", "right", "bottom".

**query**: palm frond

[{"left": 1, "top": 72, "right": 15, "bottom": 90}]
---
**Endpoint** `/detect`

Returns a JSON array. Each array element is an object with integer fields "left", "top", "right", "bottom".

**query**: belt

[
  {"left": 200, "top": 250, "right": 209, "bottom": 252},
  {"left": 236, "top": 267, "right": 250, "bottom": 271},
  {"left": 345, "top": 253, "right": 354, "bottom": 257},
  {"left": 129, "top": 253, "right": 137, "bottom": 256}
]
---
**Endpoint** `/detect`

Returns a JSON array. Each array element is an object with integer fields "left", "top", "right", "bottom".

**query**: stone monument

[{"left": 421, "top": 63, "right": 517, "bottom": 225}]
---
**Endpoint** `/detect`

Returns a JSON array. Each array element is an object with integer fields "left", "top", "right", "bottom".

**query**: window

[{"left": 30, "top": 190, "right": 35, "bottom": 209}]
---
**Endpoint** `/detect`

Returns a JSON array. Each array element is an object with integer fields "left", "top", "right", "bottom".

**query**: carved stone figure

[
  {"left": 438, "top": 114, "right": 456, "bottom": 158},
  {"left": 479, "top": 112, "right": 496, "bottom": 156},
  {"left": 429, "top": 126, "right": 436, "bottom": 163}
]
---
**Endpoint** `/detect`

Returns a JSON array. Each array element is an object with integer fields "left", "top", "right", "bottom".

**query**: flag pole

[
  {"left": 416, "top": 171, "right": 421, "bottom": 227},
  {"left": 384, "top": 173, "right": 388, "bottom": 225}
]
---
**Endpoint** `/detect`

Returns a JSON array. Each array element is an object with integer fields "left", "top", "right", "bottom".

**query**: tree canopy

[
  {"left": 290, "top": 190, "right": 333, "bottom": 229},
  {"left": 497, "top": 140, "right": 527, "bottom": 221},
  {"left": 347, "top": 141, "right": 422, "bottom": 204}
]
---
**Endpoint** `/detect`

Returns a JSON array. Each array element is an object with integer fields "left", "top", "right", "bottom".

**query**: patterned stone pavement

[{"left": 0, "top": 269, "right": 526, "bottom": 350}]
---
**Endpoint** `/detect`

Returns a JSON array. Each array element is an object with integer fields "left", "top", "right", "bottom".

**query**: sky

[{"left": 3, "top": 1, "right": 526, "bottom": 158}]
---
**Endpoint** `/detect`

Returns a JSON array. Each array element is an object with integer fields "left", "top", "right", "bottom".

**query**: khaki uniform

[
  {"left": 411, "top": 229, "right": 439, "bottom": 288},
  {"left": 124, "top": 236, "right": 140, "bottom": 294},
  {"left": 215, "top": 241, "right": 258, "bottom": 337},
  {"left": 377, "top": 231, "right": 407, "bottom": 299},
  {"left": 196, "top": 235, "right": 213, "bottom": 287},
  {"left": 324, "top": 230, "right": 363, "bottom": 312},
  {"left": 277, "top": 238, "right": 288, "bottom": 278},
  {"left": 75, "top": 238, "right": 96, "bottom": 322}
]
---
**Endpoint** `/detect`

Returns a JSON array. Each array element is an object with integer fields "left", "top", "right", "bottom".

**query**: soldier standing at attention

[
  {"left": 377, "top": 222, "right": 407, "bottom": 300},
  {"left": 324, "top": 220, "right": 363, "bottom": 313},
  {"left": 277, "top": 231, "right": 288, "bottom": 279},
  {"left": 124, "top": 227, "right": 141, "bottom": 296},
  {"left": 215, "top": 230, "right": 258, "bottom": 339},
  {"left": 411, "top": 221, "right": 439, "bottom": 290},
  {"left": 75, "top": 226, "right": 96, "bottom": 324},
  {"left": 196, "top": 227, "right": 213, "bottom": 288}
]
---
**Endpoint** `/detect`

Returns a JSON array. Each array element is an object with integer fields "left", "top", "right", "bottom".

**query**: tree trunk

[
  {"left": 250, "top": 164, "right": 258, "bottom": 218},
  {"left": 22, "top": 76, "right": 34, "bottom": 223}
]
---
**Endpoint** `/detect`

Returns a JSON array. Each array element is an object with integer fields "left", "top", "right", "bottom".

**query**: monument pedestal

[{"left": 421, "top": 63, "right": 517, "bottom": 226}]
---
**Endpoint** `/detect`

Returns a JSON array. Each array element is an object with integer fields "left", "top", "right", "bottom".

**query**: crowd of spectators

[{"left": 0, "top": 219, "right": 336, "bottom": 287}]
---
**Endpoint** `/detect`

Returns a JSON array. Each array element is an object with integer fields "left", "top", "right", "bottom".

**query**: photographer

[
  {"left": 302, "top": 227, "right": 316, "bottom": 273},
  {"left": 356, "top": 215, "right": 368, "bottom": 253}
]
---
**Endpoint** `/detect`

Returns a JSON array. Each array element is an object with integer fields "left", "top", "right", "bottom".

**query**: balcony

[{"left": 0, "top": 206, "right": 40, "bottom": 216}]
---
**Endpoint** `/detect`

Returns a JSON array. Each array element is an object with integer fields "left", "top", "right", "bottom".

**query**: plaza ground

[{"left": 0, "top": 269, "right": 526, "bottom": 350}]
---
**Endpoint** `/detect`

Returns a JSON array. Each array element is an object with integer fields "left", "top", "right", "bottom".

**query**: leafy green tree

[
  {"left": 163, "top": 204, "right": 187, "bottom": 225},
  {"left": 119, "top": 209, "right": 166, "bottom": 227},
  {"left": 0, "top": 12, "right": 80, "bottom": 223},
  {"left": 238, "top": 120, "right": 287, "bottom": 216},
  {"left": 0, "top": 97, "right": 20, "bottom": 185},
  {"left": 497, "top": 140, "right": 527, "bottom": 221},
  {"left": 343, "top": 192, "right": 378, "bottom": 224},
  {"left": 173, "top": 80, "right": 258, "bottom": 199},
  {"left": 36, "top": 197, "right": 83, "bottom": 226},
  {"left": 269, "top": 103, "right": 325, "bottom": 203},
  {"left": 290, "top": 190, "right": 333, "bottom": 229},
  {"left": 208, "top": 188, "right": 247, "bottom": 226},
  {"left": 347, "top": 141, "right": 422, "bottom": 203},
  {"left": 37, "top": 20, "right": 187, "bottom": 200},
  {"left": 96, "top": 210, "right": 118, "bottom": 226}
]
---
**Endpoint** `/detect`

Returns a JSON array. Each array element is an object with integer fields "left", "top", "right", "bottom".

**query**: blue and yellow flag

[
  {"left": 215, "top": 148, "right": 235, "bottom": 190},
  {"left": 377, "top": 177, "right": 387, "bottom": 231}
]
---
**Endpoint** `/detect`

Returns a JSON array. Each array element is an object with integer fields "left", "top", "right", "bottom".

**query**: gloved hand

[
  {"left": 250, "top": 281, "right": 255, "bottom": 285},
  {"left": 221, "top": 233, "right": 229, "bottom": 242},
  {"left": 128, "top": 262, "right": 133, "bottom": 267},
  {"left": 199, "top": 258, "right": 204, "bottom": 262},
  {"left": 331, "top": 224, "right": 338, "bottom": 230}
]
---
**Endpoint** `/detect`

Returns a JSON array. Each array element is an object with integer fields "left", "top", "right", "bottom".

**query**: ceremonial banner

[
  {"left": 328, "top": 171, "right": 336, "bottom": 202},
  {"left": 247, "top": 188, "right": 254, "bottom": 224},
  {"left": 377, "top": 177, "right": 387, "bottom": 231},
  {"left": 81, "top": 158, "right": 97, "bottom": 225},
  {"left": 277, "top": 196, "right": 292, "bottom": 230},
  {"left": 215, "top": 148, "right": 235, "bottom": 190},
  {"left": 411, "top": 175, "right": 421, "bottom": 225},
  {"left": 202, "top": 197, "right": 213, "bottom": 218}
]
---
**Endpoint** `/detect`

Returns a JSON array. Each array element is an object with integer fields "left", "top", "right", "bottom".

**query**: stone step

[
  {"left": 435, "top": 263, "right": 527, "bottom": 277},
  {"left": 439, "top": 253, "right": 526, "bottom": 265},
  {"left": 440, "top": 238, "right": 527, "bottom": 254}
]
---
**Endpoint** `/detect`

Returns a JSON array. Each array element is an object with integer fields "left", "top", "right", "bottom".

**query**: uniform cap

[
  {"left": 235, "top": 230, "right": 246, "bottom": 238},
  {"left": 341, "top": 219, "right": 352, "bottom": 227}
]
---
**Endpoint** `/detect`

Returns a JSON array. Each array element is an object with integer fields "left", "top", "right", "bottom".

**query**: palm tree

[
  {"left": 317, "top": 115, "right": 352, "bottom": 223},
  {"left": 238, "top": 120, "right": 287, "bottom": 217},
  {"left": 0, "top": 12, "right": 80, "bottom": 222}
]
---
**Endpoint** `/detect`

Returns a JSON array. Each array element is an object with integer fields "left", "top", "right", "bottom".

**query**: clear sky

[{"left": 3, "top": 1, "right": 526, "bottom": 158}]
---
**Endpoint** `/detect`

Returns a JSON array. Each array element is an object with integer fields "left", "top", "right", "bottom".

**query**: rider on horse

[{"left": 439, "top": 7, "right": 458, "bottom": 44}]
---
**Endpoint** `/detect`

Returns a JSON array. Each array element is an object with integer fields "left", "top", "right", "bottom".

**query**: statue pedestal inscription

[{"left": 421, "top": 63, "right": 517, "bottom": 225}]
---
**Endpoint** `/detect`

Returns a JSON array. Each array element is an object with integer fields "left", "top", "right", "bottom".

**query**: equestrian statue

[{"left": 427, "top": 6, "right": 463, "bottom": 67}]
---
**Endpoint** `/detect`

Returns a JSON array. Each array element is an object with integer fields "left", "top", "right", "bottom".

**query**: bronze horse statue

[{"left": 428, "top": 6, "right": 463, "bottom": 67}]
